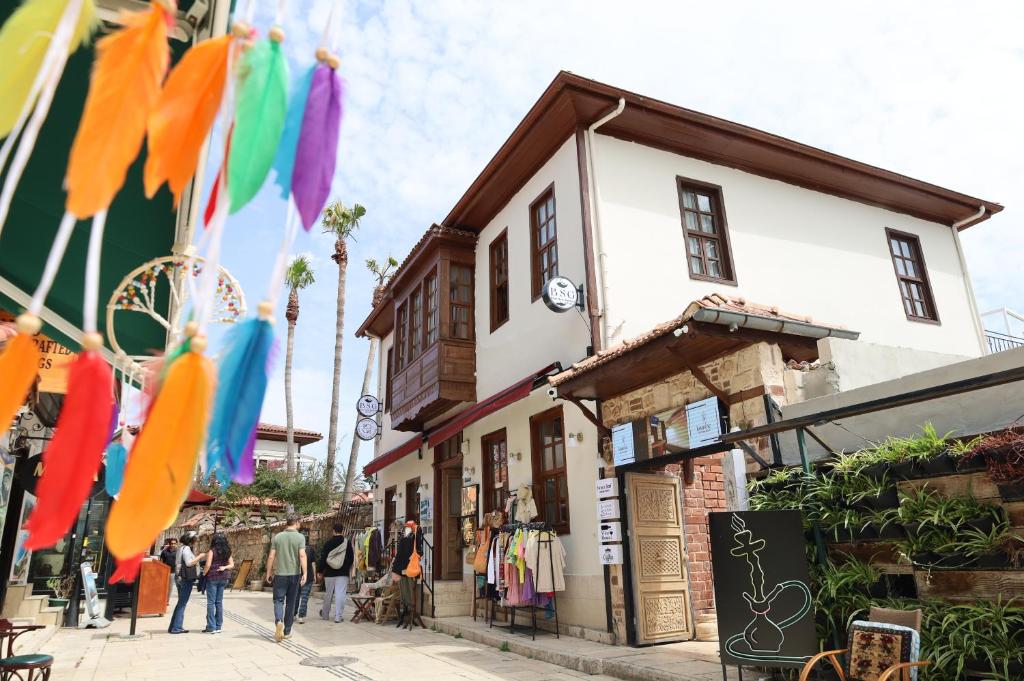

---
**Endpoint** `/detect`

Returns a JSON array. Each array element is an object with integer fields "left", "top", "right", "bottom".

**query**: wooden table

[{"left": 350, "top": 596, "right": 375, "bottom": 623}]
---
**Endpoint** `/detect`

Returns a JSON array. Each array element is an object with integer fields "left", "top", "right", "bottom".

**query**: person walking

[
  {"left": 265, "top": 516, "right": 306, "bottom": 642},
  {"left": 294, "top": 528, "right": 318, "bottom": 624},
  {"left": 159, "top": 537, "right": 178, "bottom": 606},
  {"left": 169, "top": 532, "right": 204, "bottom": 634},
  {"left": 318, "top": 523, "right": 354, "bottom": 623},
  {"left": 202, "top": 533, "right": 234, "bottom": 634}
]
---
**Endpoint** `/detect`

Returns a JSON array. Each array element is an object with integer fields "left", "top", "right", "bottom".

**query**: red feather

[
  {"left": 203, "top": 126, "right": 232, "bottom": 227},
  {"left": 109, "top": 554, "right": 143, "bottom": 584},
  {"left": 24, "top": 351, "right": 114, "bottom": 549}
]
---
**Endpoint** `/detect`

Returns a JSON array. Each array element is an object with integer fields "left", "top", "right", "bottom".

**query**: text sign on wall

[
  {"left": 709, "top": 511, "right": 817, "bottom": 668},
  {"left": 597, "top": 499, "right": 619, "bottom": 520},
  {"left": 611, "top": 422, "right": 635, "bottom": 466},
  {"left": 599, "top": 544, "right": 623, "bottom": 565},
  {"left": 595, "top": 478, "right": 619, "bottom": 499},
  {"left": 686, "top": 396, "right": 723, "bottom": 448},
  {"left": 599, "top": 521, "right": 622, "bottom": 543}
]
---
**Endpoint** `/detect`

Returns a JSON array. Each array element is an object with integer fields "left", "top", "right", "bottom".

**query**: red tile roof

[{"left": 256, "top": 422, "right": 322, "bottom": 444}]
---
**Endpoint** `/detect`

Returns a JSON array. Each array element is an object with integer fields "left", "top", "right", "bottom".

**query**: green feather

[{"left": 227, "top": 39, "right": 288, "bottom": 213}]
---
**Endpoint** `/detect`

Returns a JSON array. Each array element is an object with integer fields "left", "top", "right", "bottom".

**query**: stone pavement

[{"left": 35, "top": 591, "right": 746, "bottom": 681}]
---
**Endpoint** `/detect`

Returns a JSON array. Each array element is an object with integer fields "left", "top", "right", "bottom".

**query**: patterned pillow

[{"left": 846, "top": 620, "right": 920, "bottom": 681}]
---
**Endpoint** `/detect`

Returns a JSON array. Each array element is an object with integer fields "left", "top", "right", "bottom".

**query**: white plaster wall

[
  {"left": 593, "top": 135, "right": 986, "bottom": 358},
  {"left": 474, "top": 136, "right": 592, "bottom": 397},
  {"left": 372, "top": 332, "right": 410, "bottom": 457},
  {"left": 818, "top": 337, "right": 969, "bottom": 393}
]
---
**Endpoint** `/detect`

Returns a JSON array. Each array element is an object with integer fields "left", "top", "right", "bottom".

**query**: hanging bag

[
  {"left": 326, "top": 538, "right": 349, "bottom": 570},
  {"left": 405, "top": 537, "right": 422, "bottom": 578},
  {"left": 473, "top": 524, "right": 491, "bottom": 574}
]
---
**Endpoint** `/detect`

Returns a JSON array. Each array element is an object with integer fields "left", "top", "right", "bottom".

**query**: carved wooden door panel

[{"left": 626, "top": 473, "right": 693, "bottom": 644}]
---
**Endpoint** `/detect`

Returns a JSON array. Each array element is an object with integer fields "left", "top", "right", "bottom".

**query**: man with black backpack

[{"left": 318, "top": 523, "right": 354, "bottom": 623}]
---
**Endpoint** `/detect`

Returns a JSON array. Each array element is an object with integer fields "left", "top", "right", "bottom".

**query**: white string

[
  {"left": 266, "top": 198, "right": 300, "bottom": 307},
  {"left": 274, "top": 0, "right": 286, "bottom": 26},
  {"left": 319, "top": 0, "right": 338, "bottom": 49},
  {"left": 244, "top": 0, "right": 257, "bottom": 24},
  {"left": 196, "top": 199, "right": 228, "bottom": 333},
  {"left": 83, "top": 210, "right": 107, "bottom": 334},
  {"left": 0, "top": 0, "right": 86, "bottom": 240},
  {"left": 29, "top": 211, "right": 77, "bottom": 315},
  {"left": 330, "top": 0, "right": 342, "bottom": 53}
]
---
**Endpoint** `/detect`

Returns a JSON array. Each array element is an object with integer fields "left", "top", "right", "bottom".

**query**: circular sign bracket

[
  {"left": 542, "top": 276, "right": 584, "bottom": 314},
  {"left": 356, "top": 394, "right": 381, "bottom": 418},
  {"left": 356, "top": 417, "right": 380, "bottom": 442}
]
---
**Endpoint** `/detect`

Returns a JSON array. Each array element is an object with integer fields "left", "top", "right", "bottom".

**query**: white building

[
  {"left": 356, "top": 72, "right": 1001, "bottom": 642},
  {"left": 252, "top": 422, "right": 321, "bottom": 472}
]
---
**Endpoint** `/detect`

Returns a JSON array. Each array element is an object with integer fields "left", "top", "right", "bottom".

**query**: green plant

[
  {"left": 927, "top": 599, "right": 1024, "bottom": 679},
  {"left": 454, "top": 632, "right": 463, "bottom": 639},
  {"left": 904, "top": 423, "right": 955, "bottom": 463},
  {"left": 747, "top": 466, "right": 801, "bottom": 493},
  {"left": 500, "top": 641, "right": 510, "bottom": 652},
  {"left": 46, "top": 575, "right": 75, "bottom": 599}
]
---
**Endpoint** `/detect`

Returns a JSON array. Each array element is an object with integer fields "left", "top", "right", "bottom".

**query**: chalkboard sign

[{"left": 709, "top": 511, "right": 816, "bottom": 668}]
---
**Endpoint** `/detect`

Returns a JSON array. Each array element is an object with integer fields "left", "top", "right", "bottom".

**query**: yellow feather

[
  {"left": 0, "top": 0, "right": 97, "bottom": 140},
  {"left": 105, "top": 350, "right": 214, "bottom": 560}
]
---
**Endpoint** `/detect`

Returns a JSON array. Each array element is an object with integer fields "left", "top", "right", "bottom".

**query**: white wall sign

[
  {"left": 597, "top": 498, "right": 619, "bottom": 520},
  {"left": 595, "top": 478, "right": 619, "bottom": 499},
  {"left": 599, "top": 521, "right": 622, "bottom": 543},
  {"left": 541, "top": 276, "right": 581, "bottom": 313},
  {"left": 611, "top": 422, "right": 635, "bottom": 466},
  {"left": 723, "top": 449, "right": 749, "bottom": 511},
  {"left": 686, "top": 396, "right": 722, "bottom": 448},
  {"left": 599, "top": 544, "right": 623, "bottom": 565}
]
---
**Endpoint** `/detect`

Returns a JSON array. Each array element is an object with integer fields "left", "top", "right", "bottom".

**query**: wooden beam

[
  {"left": 725, "top": 385, "right": 766, "bottom": 406},
  {"left": 563, "top": 393, "right": 611, "bottom": 437},
  {"left": 681, "top": 359, "right": 729, "bottom": 404}
]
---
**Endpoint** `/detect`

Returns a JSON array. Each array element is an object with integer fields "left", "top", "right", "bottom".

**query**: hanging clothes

[{"left": 525, "top": 530, "right": 566, "bottom": 592}]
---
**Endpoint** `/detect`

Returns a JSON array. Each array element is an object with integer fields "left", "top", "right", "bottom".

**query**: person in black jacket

[
  {"left": 318, "top": 524, "right": 354, "bottom": 623},
  {"left": 391, "top": 521, "right": 423, "bottom": 629}
]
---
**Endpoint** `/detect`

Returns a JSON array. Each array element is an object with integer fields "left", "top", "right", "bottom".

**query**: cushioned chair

[
  {"left": 0, "top": 619, "right": 53, "bottom": 681},
  {"left": 799, "top": 609, "right": 929, "bottom": 681}
]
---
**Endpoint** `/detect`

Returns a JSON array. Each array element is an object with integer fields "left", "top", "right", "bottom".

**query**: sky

[{"left": 208, "top": 0, "right": 1024, "bottom": 471}]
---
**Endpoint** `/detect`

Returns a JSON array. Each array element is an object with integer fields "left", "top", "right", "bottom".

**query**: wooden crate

[
  {"left": 898, "top": 472, "right": 999, "bottom": 501},
  {"left": 914, "top": 569, "right": 1024, "bottom": 601},
  {"left": 829, "top": 542, "right": 912, "bottom": 575}
]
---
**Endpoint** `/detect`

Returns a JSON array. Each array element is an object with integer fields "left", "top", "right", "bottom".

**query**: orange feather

[
  {"left": 0, "top": 333, "right": 41, "bottom": 432},
  {"left": 144, "top": 34, "right": 231, "bottom": 205},
  {"left": 65, "top": 4, "right": 171, "bottom": 219},
  {"left": 105, "top": 349, "right": 213, "bottom": 561}
]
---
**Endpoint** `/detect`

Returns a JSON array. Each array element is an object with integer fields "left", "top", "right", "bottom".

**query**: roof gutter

[
  {"left": 585, "top": 98, "right": 626, "bottom": 350},
  {"left": 689, "top": 308, "right": 860, "bottom": 341},
  {"left": 950, "top": 205, "right": 989, "bottom": 355}
]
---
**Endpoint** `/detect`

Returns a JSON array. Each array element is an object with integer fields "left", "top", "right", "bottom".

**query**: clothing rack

[{"left": 489, "top": 521, "right": 560, "bottom": 641}]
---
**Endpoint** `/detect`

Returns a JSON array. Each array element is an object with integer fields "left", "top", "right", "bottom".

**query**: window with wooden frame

[
  {"left": 886, "top": 229, "right": 939, "bottom": 323},
  {"left": 489, "top": 230, "right": 509, "bottom": 331},
  {"left": 481, "top": 429, "right": 509, "bottom": 515},
  {"left": 449, "top": 264, "right": 473, "bottom": 340},
  {"left": 434, "top": 432, "right": 463, "bottom": 463},
  {"left": 384, "top": 486, "right": 397, "bottom": 531},
  {"left": 531, "top": 407, "right": 569, "bottom": 534},
  {"left": 677, "top": 178, "right": 736, "bottom": 284},
  {"left": 530, "top": 186, "right": 558, "bottom": 299},
  {"left": 409, "top": 285, "right": 422, "bottom": 360},
  {"left": 395, "top": 302, "right": 409, "bottom": 371},
  {"left": 425, "top": 271, "right": 439, "bottom": 345},
  {"left": 405, "top": 477, "right": 420, "bottom": 524},
  {"left": 385, "top": 347, "right": 394, "bottom": 413}
]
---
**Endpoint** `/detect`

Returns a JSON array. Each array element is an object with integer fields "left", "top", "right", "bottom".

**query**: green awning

[{"left": 0, "top": 7, "right": 188, "bottom": 362}]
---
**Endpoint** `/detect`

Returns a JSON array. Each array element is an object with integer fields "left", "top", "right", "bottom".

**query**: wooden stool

[{"left": 350, "top": 596, "right": 374, "bottom": 623}]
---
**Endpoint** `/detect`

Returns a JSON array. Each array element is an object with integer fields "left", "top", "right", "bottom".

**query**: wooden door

[
  {"left": 440, "top": 466, "right": 463, "bottom": 580},
  {"left": 626, "top": 472, "right": 693, "bottom": 644}
]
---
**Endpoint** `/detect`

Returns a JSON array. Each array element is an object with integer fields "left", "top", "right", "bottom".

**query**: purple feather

[
  {"left": 235, "top": 427, "right": 258, "bottom": 485},
  {"left": 291, "top": 64, "right": 342, "bottom": 231}
]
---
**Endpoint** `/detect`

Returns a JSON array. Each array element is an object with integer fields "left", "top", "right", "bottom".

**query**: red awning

[
  {"left": 183, "top": 489, "right": 216, "bottom": 507},
  {"left": 426, "top": 363, "right": 558, "bottom": 448},
  {"left": 363, "top": 434, "right": 424, "bottom": 476}
]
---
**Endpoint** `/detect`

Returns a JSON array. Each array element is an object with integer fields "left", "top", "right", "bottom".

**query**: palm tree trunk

[
  {"left": 325, "top": 238, "right": 348, "bottom": 492},
  {"left": 285, "top": 318, "right": 297, "bottom": 477},
  {"left": 343, "top": 336, "right": 377, "bottom": 498}
]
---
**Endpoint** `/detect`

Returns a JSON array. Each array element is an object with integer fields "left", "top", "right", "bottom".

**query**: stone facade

[{"left": 599, "top": 342, "right": 788, "bottom": 643}]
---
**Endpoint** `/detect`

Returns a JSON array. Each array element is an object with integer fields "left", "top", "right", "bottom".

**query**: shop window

[
  {"left": 530, "top": 407, "right": 569, "bottom": 534},
  {"left": 405, "top": 477, "right": 421, "bottom": 524},
  {"left": 530, "top": 186, "right": 558, "bottom": 299},
  {"left": 384, "top": 486, "right": 397, "bottom": 531},
  {"left": 677, "top": 178, "right": 736, "bottom": 284},
  {"left": 886, "top": 229, "right": 939, "bottom": 323},
  {"left": 425, "top": 271, "right": 438, "bottom": 345},
  {"left": 482, "top": 429, "right": 509, "bottom": 514},
  {"left": 490, "top": 230, "right": 509, "bottom": 331},
  {"left": 449, "top": 264, "right": 473, "bottom": 340},
  {"left": 435, "top": 432, "right": 463, "bottom": 463}
]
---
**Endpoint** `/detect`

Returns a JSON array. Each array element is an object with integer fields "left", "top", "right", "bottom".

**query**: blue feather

[
  {"left": 271, "top": 66, "right": 314, "bottom": 200},
  {"left": 105, "top": 443, "right": 127, "bottom": 497},
  {"left": 206, "top": 318, "right": 276, "bottom": 484}
]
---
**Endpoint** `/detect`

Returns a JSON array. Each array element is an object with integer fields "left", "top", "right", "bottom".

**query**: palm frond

[{"left": 285, "top": 255, "right": 315, "bottom": 290}]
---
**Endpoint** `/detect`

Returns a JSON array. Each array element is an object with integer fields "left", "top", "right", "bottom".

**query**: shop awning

[
  {"left": 183, "top": 489, "right": 216, "bottom": 507},
  {"left": 426, "top": 363, "right": 559, "bottom": 448},
  {"left": 363, "top": 435, "right": 423, "bottom": 476}
]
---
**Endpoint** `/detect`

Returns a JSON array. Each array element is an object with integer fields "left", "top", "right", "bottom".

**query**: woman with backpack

[
  {"left": 169, "top": 532, "right": 205, "bottom": 634},
  {"left": 318, "top": 523, "right": 354, "bottom": 622},
  {"left": 202, "top": 533, "right": 234, "bottom": 633}
]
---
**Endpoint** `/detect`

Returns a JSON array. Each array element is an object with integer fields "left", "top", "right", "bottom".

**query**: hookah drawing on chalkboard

[{"left": 724, "top": 514, "right": 813, "bottom": 663}]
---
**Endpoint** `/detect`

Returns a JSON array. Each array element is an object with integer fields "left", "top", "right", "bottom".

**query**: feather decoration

[
  {"left": 64, "top": 2, "right": 171, "bottom": 219},
  {"left": 0, "top": 0, "right": 96, "bottom": 140},
  {"left": 144, "top": 34, "right": 231, "bottom": 205},
  {"left": 203, "top": 126, "right": 231, "bottom": 227},
  {"left": 206, "top": 316, "right": 275, "bottom": 485},
  {"left": 0, "top": 324, "right": 41, "bottom": 434},
  {"left": 292, "top": 63, "right": 343, "bottom": 231},
  {"left": 227, "top": 33, "right": 288, "bottom": 213},
  {"left": 271, "top": 66, "right": 314, "bottom": 199},
  {"left": 106, "top": 349, "right": 213, "bottom": 563},
  {"left": 109, "top": 553, "right": 143, "bottom": 585},
  {"left": 24, "top": 351, "right": 114, "bottom": 549},
  {"left": 104, "top": 441, "right": 127, "bottom": 497}
]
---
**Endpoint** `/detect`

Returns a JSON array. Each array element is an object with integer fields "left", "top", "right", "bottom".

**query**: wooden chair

[
  {"left": 0, "top": 619, "right": 53, "bottom": 681},
  {"left": 799, "top": 609, "right": 928, "bottom": 681},
  {"left": 374, "top": 584, "right": 400, "bottom": 624}
]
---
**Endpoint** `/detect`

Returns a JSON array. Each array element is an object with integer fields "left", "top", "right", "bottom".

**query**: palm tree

[
  {"left": 284, "top": 255, "right": 315, "bottom": 477},
  {"left": 321, "top": 201, "right": 366, "bottom": 491},
  {"left": 341, "top": 256, "right": 398, "bottom": 499}
]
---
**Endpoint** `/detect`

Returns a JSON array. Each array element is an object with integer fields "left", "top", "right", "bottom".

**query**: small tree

[{"left": 284, "top": 256, "right": 315, "bottom": 477}]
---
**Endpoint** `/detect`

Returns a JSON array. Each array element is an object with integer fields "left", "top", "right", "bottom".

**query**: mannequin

[
  {"left": 390, "top": 521, "right": 424, "bottom": 630},
  {"left": 508, "top": 483, "right": 538, "bottom": 524}
]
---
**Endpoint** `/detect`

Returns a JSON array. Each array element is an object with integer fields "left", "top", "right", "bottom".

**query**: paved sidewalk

[{"left": 38, "top": 591, "right": 744, "bottom": 681}]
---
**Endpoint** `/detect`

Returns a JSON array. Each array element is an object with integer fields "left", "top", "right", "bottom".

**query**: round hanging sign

[
  {"left": 356, "top": 394, "right": 380, "bottom": 418},
  {"left": 542, "top": 276, "right": 580, "bottom": 313},
  {"left": 356, "top": 417, "right": 379, "bottom": 441}
]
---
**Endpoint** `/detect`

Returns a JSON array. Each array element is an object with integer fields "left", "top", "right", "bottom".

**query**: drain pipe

[
  {"left": 586, "top": 98, "right": 626, "bottom": 349},
  {"left": 951, "top": 205, "right": 988, "bottom": 355}
]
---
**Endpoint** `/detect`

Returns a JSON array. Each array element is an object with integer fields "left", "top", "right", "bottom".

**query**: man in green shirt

[{"left": 265, "top": 516, "right": 307, "bottom": 641}]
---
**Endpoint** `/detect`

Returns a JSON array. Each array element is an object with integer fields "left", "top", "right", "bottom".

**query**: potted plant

[
  {"left": 948, "top": 434, "right": 984, "bottom": 472},
  {"left": 864, "top": 507, "right": 903, "bottom": 540},
  {"left": 956, "top": 524, "right": 1019, "bottom": 569},
  {"left": 46, "top": 575, "right": 75, "bottom": 609},
  {"left": 849, "top": 475, "right": 899, "bottom": 511},
  {"left": 907, "top": 423, "right": 957, "bottom": 477}
]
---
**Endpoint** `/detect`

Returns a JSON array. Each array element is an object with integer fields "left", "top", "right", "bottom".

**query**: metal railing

[
  {"left": 985, "top": 330, "right": 1024, "bottom": 354},
  {"left": 383, "top": 519, "right": 435, "bottom": 619}
]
